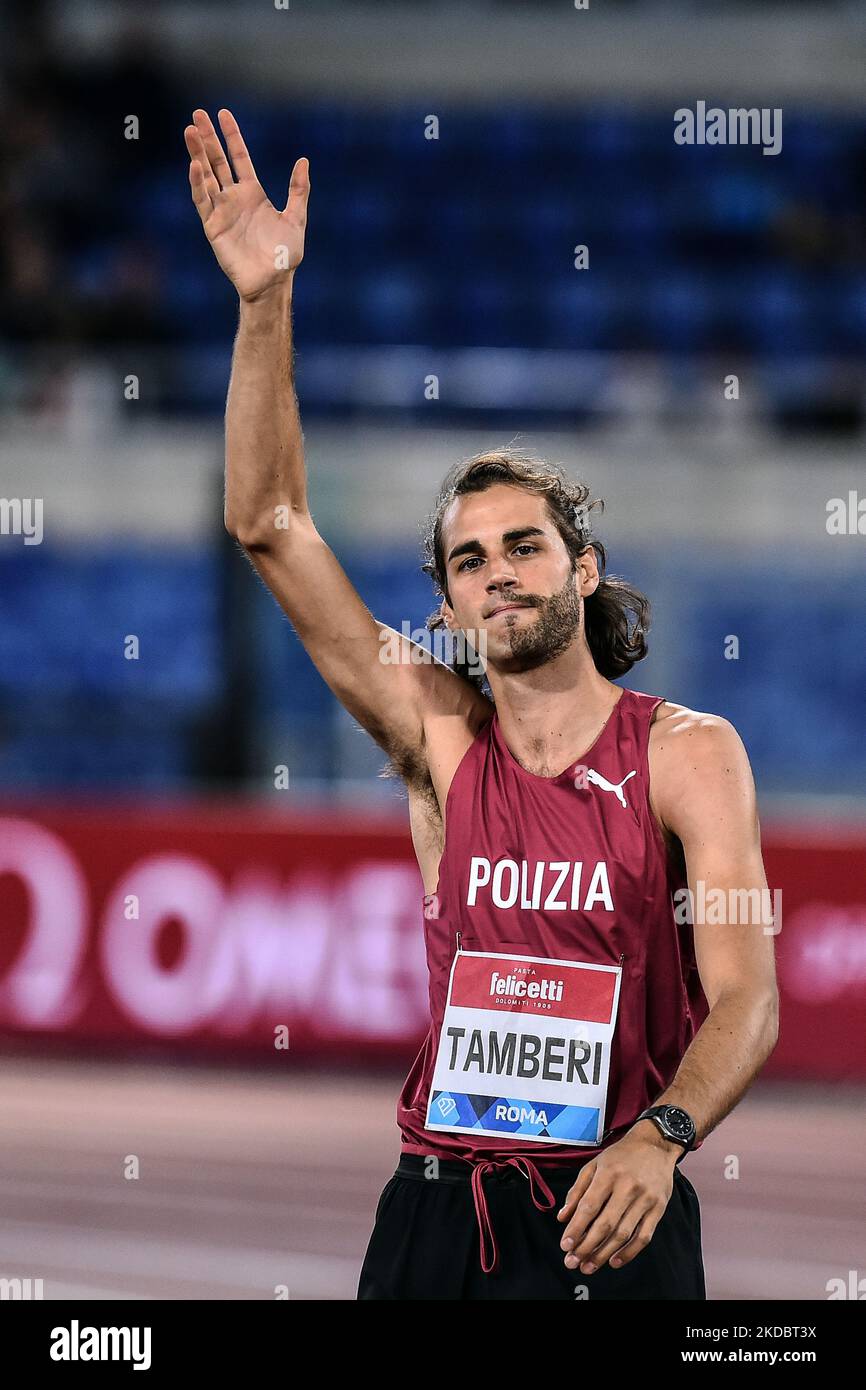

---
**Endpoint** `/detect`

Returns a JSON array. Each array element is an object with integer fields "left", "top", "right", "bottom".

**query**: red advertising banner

[
  {"left": 0, "top": 802, "right": 863, "bottom": 1077},
  {"left": 0, "top": 802, "right": 428, "bottom": 1060}
]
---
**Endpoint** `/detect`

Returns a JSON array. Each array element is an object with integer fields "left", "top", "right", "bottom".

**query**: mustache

[
  {"left": 486, "top": 594, "right": 542, "bottom": 614},
  {"left": 487, "top": 570, "right": 578, "bottom": 615}
]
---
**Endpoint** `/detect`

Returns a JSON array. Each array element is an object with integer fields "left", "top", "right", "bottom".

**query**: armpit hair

[{"left": 378, "top": 739, "right": 438, "bottom": 809}]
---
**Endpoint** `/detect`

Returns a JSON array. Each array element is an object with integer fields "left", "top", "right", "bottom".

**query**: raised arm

[{"left": 184, "top": 108, "right": 451, "bottom": 768}]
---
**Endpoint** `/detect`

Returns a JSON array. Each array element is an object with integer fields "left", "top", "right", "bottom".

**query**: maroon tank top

[{"left": 396, "top": 686, "right": 710, "bottom": 1272}]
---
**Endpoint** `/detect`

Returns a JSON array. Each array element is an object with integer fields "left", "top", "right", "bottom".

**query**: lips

[{"left": 488, "top": 603, "right": 531, "bottom": 619}]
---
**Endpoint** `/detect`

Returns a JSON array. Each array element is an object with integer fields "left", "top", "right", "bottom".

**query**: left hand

[{"left": 556, "top": 1121, "right": 679, "bottom": 1274}]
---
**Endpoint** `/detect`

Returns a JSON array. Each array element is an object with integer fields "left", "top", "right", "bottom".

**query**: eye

[
  {"left": 513, "top": 543, "right": 538, "bottom": 556},
  {"left": 457, "top": 556, "right": 482, "bottom": 572}
]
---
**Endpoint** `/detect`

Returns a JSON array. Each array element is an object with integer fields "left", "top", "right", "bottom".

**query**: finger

[
  {"left": 192, "top": 108, "right": 234, "bottom": 190},
  {"left": 217, "top": 108, "right": 258, "bottom": 183},
  {"left": 598, "top": 1209, "right": 659, "bottom": 1272},
  {"left": 284, "top": 155, "right": 310, "bottom": 219},
  {"left": 567, "top": 1201, "right": 648, "bottom": 1273},
  {"left": 185, "top": 126, "right": 221, "bottom": 204},
  {"left": 560, "top": 1172, "right": 612, "bottom": 1246},
  {"left": 556, "top": 1162, "right": 595, "bottom": 1222},
  {"left": 562, "top": 1191, "right": 630, "bottom": 1266},
  {"left": 188, "top": 158, "right": 214, "bottom": 222}
]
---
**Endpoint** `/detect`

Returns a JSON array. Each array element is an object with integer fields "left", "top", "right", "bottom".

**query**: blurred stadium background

[{"left": 1, "top": 0, "right": 864, "bottom": 1300}]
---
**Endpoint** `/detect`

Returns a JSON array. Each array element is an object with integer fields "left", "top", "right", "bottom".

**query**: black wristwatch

[{"left": 634, "top": 1105, "right": 696, "bottom": 1162}]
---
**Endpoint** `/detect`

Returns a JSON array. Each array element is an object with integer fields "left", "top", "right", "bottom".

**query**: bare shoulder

[
  {"left": 386, "top": 656, "right": 493, "bottom": 803},
  {"left": 648, "top": 700, "right": 756, "bottom": 836},
  {"left": 421, "top": 661, "right": 493, "bottom": 808},
  {"left": 400, "top": 666, "right": 493, "bottom": 896},
  {"left": 650, "top": 700, "right": 749, "bottom": 766},
  {"left": 422, "top": 658, "right": 494, "bottom": 741}
]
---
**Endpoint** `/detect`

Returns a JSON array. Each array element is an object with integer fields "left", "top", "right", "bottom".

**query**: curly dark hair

[{"left": 420, "top": 447, "right": 650, "bottom": 689}]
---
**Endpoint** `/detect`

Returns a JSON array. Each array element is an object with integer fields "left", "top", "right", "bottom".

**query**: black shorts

[{"left": 357, "top": 1153, "right": 706, "bottom": 1301}]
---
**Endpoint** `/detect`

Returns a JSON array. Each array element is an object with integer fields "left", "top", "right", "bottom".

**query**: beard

[{"left": 488, "top": 567, "right": 582, "bottom": 673}]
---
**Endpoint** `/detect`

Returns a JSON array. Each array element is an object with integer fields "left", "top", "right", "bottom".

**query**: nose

[{"left": 486, "top": 567, "right": 519, "bottom": 594}]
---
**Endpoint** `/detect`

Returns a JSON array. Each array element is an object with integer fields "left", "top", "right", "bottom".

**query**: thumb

[{"left": 284, "top": 156, "right": 310, "bottom": 215}]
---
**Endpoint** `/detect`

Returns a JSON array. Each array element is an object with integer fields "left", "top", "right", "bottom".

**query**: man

[{"left": 185, "top": 108, "right": 779, "bottom": 1301}]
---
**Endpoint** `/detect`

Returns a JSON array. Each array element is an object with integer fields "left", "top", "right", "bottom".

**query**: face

[{"left": 439, "top": 483, "right": 599, "bottom": 674}]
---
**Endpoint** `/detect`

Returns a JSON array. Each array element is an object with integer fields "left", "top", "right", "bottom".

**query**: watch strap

[{"left": 636, "top": 1104, "right": 696, "bottom": 1155}]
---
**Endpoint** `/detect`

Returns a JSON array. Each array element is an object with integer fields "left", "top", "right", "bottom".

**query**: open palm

[{"left": 184, "top": 108, "right": 309, "bottom": 302}]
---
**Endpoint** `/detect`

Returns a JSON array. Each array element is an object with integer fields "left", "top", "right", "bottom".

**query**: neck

[{"left": 485, "top": 642, "right": 622, "bottom": 777}]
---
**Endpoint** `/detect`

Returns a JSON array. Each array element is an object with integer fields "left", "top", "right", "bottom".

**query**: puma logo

[{"left": 584, "top": 768, "right": 637, "bottom": 808}]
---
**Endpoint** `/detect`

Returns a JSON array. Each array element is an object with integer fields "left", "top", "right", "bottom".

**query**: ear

[
  {"left": 575, "top": 546, "right": 600, "bottom": 597},
  {"left": 439, "top": 597, "right": 457, "bottom": 629}
]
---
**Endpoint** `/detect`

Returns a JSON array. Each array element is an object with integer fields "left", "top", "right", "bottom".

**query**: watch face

[{"left": 663, "top": 1106, "right": 694, "bottom": 1139}]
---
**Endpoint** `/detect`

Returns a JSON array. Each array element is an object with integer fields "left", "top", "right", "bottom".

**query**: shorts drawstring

[{"left": 464, "top": 1156, "right": 558, "bottom": 1274}]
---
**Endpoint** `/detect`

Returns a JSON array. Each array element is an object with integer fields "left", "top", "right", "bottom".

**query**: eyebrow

[{"left": 446, "top": 526, "right": 547, "bottom": 566}]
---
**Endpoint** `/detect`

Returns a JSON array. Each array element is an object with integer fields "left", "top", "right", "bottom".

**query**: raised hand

[{"left": 184, "top": 108, "right": 310, "bottom": 302}]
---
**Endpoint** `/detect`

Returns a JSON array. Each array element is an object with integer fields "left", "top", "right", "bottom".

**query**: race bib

[{"left": 425, "top": 949, "right": 622, "bottom": 1146}]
